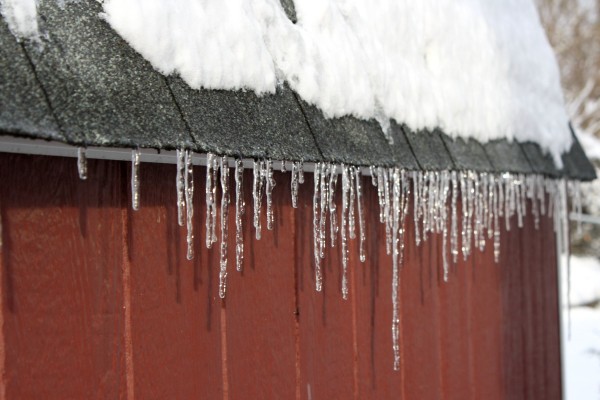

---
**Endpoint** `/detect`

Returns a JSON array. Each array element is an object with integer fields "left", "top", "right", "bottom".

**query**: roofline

[
  {"left": 0, "top": 135, "right": 352, "bottom": 174},
  {"left": 0, "top": 135, "right": 589, "bottom": 184}
]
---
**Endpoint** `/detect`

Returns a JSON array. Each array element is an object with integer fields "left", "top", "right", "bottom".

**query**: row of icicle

[{"left": 76, "top": 148, "right": 582, "bottom": 371}]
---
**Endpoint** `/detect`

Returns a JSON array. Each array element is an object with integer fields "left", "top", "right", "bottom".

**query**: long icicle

[
  {"left": 441, "top": 171, "right": 450, "bottom": 281},
  {"left": 313, "top": 163, "right": 323, "bottom": 291},
  {"left": 235, "top": 159, "right": 245, "bottom": 272},
  {"left": 348, "top": 166, "right": 356, "bottom": 240},
  {"left": 493, "top": 175, "right": 501, "bottom": 263},
  {"left": 355, "top": 167, "right": 366, "bottom": 262},
  {"left": 206, "top": 154, "right": 217, "bottom": 248},
  {"left": 291, "top": 162, "right": 300, "bottom": 208},
  {"left": 131, "top": 149, "right": 141, "bottom": 211},
  {"left": 219, "top": 156, "right": 230, "bottom": 298},
  {"left": 340, "top": 165, "right": 350, "bottom": 300},
  {"left": 184, "top": 150, "right": 194, "bottom": 260},
  {"left": 329, "top": 165, "right": 339, "bottom": 248},
  {"left": 391, "top": 168, "right": 401, "bottom": 371},
  {"left": 450, "top": 171, "right": 458, "bottom": 263},
  {"left": 176, "top": 149, "right": 186, "bottom": 227},
  {"left": 253, "top": 160, "right": 264, "bottom": 240},
  {"left": 265, "top": 160, "right": 275, "bottom": 230},
  {"left": 413, "top": 171, "right": 421, "bottom": 246}
]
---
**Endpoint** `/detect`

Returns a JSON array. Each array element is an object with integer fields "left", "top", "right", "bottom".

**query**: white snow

[
  {"left": 1, "top": 0, "right": 574, "bottom": 166},
  {"left": 100, "top": 0, "right": 572, "bottom": 165},
  {"left": 563, "top": 307, "right": 600, "bottom": 400},
  {"left": 562, "top": 255, "right": 600, "bottom": 307},
  {"left": 0, "top": 0, "right": 39, "bottom": 40},
  {"left": 561, "top": 255, "right": 600, "bottom": 400}
]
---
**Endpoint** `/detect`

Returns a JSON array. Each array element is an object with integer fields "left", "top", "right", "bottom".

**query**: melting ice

[{"left": 118, "top": 151, "right": 582, "bottom": 371}]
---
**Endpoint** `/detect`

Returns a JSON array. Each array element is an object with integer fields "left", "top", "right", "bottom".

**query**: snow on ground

[
  {"left": 0, "top": 0, "right": 572, "bottom": 165},
  {"left": 563, "top": 307, "right": 600, "bottom": 400},
  {"left": 562, "top": 255, "right": 600, "bottom": 400}
]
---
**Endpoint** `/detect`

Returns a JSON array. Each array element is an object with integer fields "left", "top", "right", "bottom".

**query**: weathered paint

[{"left": 0, "top": 154, "right": 562, "bottom": 399}]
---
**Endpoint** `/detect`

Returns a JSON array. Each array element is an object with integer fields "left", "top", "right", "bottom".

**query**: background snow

[
  {"left": 562, "top": 255, "right": 600, "bottom": 307},
  {"left": 100, "top": 0, "right": 572, "bottom": 166},
  {"left": 563, "top": 307, "right": 600, "bottom": 400}
]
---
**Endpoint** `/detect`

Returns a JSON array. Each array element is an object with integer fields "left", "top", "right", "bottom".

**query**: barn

[{"left": 0, "top": 0, "right": 596, "bottom": 399}]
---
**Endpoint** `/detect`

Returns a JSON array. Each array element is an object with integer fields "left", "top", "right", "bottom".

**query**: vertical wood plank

[
  {"left": 297, "top": 173, "right": 355, "bottom": 400},
  {"left": 470, "top": 210, "right": 503, "bottom": 400},
  {"left": 540, "top": 211, "right": 562, "bottom": 399},
  {"left": 127, "top": 162, "right": 222, "bottom": 400},
  {"left": 226, "top": 170, "right": 297, "bottom": 400},
  {"left": 0, "top": 154, "right": 126, "bottom": 399}
]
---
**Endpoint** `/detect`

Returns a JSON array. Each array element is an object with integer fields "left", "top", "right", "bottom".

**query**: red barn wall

[{"left": 0, "top": 153, "right": 562, "bottom": 399}]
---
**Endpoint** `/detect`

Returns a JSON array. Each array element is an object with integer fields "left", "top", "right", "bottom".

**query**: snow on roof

[
  {"left": 0, "top": 0, "right": 39, "bottom": 40},
  {"left": 2, "top": 0, "right": 572, "bottom": 167}
]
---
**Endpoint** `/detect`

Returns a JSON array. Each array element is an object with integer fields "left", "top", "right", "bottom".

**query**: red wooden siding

[{"left": 0, "top": 153, "right": 562, "bottom": 399}]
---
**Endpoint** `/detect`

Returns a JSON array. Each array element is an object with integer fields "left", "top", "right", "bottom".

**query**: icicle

[
  {"left": 328, "top": 165, "right": 339, "bottom": 247},
  {"left": 412, "top": 171, "right": 421, "bottom": 246},
  {"left": 390, "top": 168, "right": 401, "bottom": 371},
  {"left": 291, "top": 162, "right": 300, "bottom": 209},
  {"left": 313, "top": 163, "right": 323, "bottom": 291},
  {"left": 537, "top": 175, "right": 546, "bottom": 216},
  {"left": 460, "top": 172, "right": 474, "bottom": 260},
  {"left": 459, "top": 172, "right": 467, "bottom": 260},
  {"left": 440, "top": 171, "right": 450, "bottom": 281},
  {"left": 206, "top": 154, "right": 218, "bottom": 248},
  {"left": 569, "top": 180, "right": 582, "bottom": 235},
  {"left": 450, "top": 171, "right": 458, "bottom": 263},
  {"left": 504, "top": 173, "right": 513, "bottom": 231},
  {"left": 422, "top": 172, "right": 431, "bottom": 237},
  {"left": 234, "top": 159, "right": 245, "bottom": 272},
  {"left": 548, "top": 178, "right": 555, "bottom": 219},
  {"left": 184, "top": 150, "right": 194, "bottom": 260},
  {"left": 131, "top": 149, "right": 141, "bottom": 211},
  {"left": 176, "top": 149, "right": 186, "bottom": 227},
  {"left": 377, "top": 168, "right": 386, "bottom": 223},
  {"left": 493, "top": 175, "right": 501, "bottom": 263},
  {"left": 77, "top": 147, "right": 87, "bottom": 180},
  {"left": 280, "top": 161, "right": 287, "bottom": 173},
  {"left": 319, "top": 164, "right": 330, "bottom": 257},
  {"left": 340, "top": 166, "right": 350, "bottom": 300},
  {"left": 520, "top": 174, "right": 527, "bottom": 219},
  {"left": 264, "top": 160, "right": 275, "bottom": 231},
  {"left": 252, "top": 160, "right": 264, "bottom": 240},
  {"left": 515, "top": 175, "right": 524, "bottom": 229},
  {"left": 382, "top": 168, "right": 392, "bottom": 254},
  {"left": 473, "top": 173, "right": 481, "bottom": 251},
  {"left": 487, "top": 174, "right": 495, "bottom": 239},
  {"left": 369, "top": 166, "right": 378, "bottom": 186},
  {"left": 298, "top": 161, "right": 305, "bottom": 184},
  {"left": 478, "top": 173, "right": 487, "bottom": 252},
  {"left": 348, "top": 166, "right": 356, "bottom": 239},
  {"left": 219, "top": 156, "right": 230, "bottom": 298},
  {"left": 527, "top": 175, "right": 540, "bottom": 230},
  {"left": 557, "top": 179, "right": 571, "bottom": 337},
  {"left": 355, "top": 168, "right": 366, "bottom": 263}
]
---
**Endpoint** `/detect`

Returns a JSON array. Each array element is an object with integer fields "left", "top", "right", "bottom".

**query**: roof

[{"left": 0, "top": 0, "right": 595, "bottom": 181}]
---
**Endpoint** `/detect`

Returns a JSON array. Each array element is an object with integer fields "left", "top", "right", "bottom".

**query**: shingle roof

[{"left": 0, "top": 0, "right": 595, "bottom": 181}]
